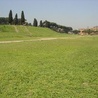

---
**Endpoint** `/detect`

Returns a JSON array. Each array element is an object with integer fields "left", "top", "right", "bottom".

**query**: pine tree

[
  {"left": 21, "top": 11, "right": 25, "bottom": 25},
  {"left": 8, "top": 10, "right": 13, "bottom": 24},
  {"left": 39, "top": 20, "right": 43, "bottom": 27},
  {"left": 14, "top": 14, "right": 18, "bottom": 25},
  {"left": 33, "top": 18, "right": 38, "bottom": 27}
]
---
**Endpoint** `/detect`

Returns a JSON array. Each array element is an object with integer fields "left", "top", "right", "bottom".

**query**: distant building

[
  {"left": 79, "top": 28, "right": 85, "bottom": 35},
  {"left": 91, "top": 26, "right": 98, "bottom": 31},
  {"left": 79, "top": 26, "right": 98, "bottom": 35}
]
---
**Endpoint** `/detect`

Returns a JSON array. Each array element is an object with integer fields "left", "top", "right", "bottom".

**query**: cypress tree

[
  {"left": 33, "top": 18, "right": 38, "bottom": 27},
  {"left": 14, "top": 13, "right": 18, "bottom": 25},
  {"left": 39, "top": 20, "right": 43, "bottom": 27},
  {"left": 8, "top": 10, "right": 13, "bottom": 24},
  {"left": 21, "top": 11, "right": 25, "bottom": 25}
]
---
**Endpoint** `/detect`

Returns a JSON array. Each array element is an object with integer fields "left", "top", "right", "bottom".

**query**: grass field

[
  {"left": 0, "top": 25, "right": 98, "bottom": 98},
  {"left": 0, "top": 25, "right": 71, "bottom": 41}
]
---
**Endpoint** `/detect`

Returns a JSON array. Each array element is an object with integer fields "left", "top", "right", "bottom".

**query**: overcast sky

[{"left": 0, "top": 0, "right": 98, "bottom": 29}]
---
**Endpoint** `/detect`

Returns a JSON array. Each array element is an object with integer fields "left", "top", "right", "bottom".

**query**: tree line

[
  {"left": 0, "top": 10, "right": 26, "bottom": 25},
  {"left": 33, "top": 19, "right": 73, "bottom": 33},
  {"left": 0, "top": 10, "right": 73, "bottom": 33}
]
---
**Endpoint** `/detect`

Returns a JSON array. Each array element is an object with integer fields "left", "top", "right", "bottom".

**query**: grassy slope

[
  {"left": 0, "top": 25, "right": 71, "bottom": 41},
  {"left": 0, "top": 36, "right": 98, "bottom": 98}
]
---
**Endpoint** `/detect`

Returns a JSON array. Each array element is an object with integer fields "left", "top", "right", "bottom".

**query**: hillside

[{"left": 0, "top": 25, "right": 68, "bottom": 41}]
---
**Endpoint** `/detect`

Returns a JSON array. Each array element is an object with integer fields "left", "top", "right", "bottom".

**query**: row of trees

[
  {"left": 0, "top": 10, "right": 25, "bottom": 25},
  {"left": 9, "top": 10, "right": 25, "bottom": 25},
  {"left": 0, "top": 10, "right": 73, "bottom": 33},
  {"left": 33, "top": 19, "right": 73, "bottom": 33},
  {"left": 33, "top": 19, "right": 42, "bottom": 27},
  {"left": 42, "top": 20, "right": 73, "bottom": 33}
]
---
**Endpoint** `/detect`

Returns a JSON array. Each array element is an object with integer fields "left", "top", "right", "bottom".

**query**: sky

[{"left": 0, "top": 0, "right": 98, "bottom": 29}]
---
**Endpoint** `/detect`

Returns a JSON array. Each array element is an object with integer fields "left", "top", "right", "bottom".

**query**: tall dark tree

[
  {"left": 14, "top": 13, "right": 18, "bottom": 25},
  {"left": 21, "top": 11, "right": 25, "bottom": 25},
  {"left": 39, "top": 20, "right": 43, "bottom": 27},
  {"left": 8, "top": 10, "right": 13, "bottom": 24},
  {"left": 33, "top": 18, "right": 38, "bottom": 27}
]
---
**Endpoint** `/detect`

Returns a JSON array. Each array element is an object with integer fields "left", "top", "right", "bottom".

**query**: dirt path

[
  {"left": 0, "top": 36, "right": 83, "bottom": 44},
  {"left": 24, "top": 26, "right": 32, "bottom": 36},
  {"left": 13, "top": 25, "right": 19, "bottom": 33},
  {"left": 0, "top": 38, "right": 58, "bottom": 44}
]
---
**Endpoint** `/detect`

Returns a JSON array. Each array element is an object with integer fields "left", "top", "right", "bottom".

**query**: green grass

[
  {"left": 0, "top": 25, "right": 72, "bottom": 41},
  {"left": 0, "top": 36, "right": 98, "bottom": 98}
]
